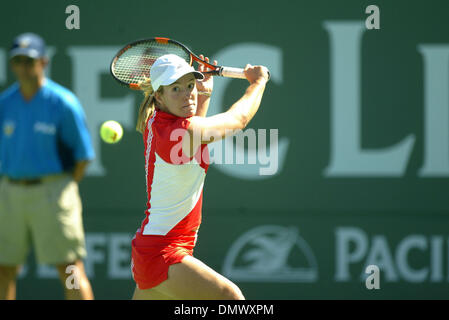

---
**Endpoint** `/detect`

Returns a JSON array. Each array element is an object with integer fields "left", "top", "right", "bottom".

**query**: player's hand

[
  {"left": 196, "top": 54, "right": 217, "bottom": 95},
  {"left": 244, "top": 64, "right": 269, "bottom": 85}
]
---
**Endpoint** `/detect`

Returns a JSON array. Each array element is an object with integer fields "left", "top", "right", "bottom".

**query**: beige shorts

[{"left": 0, "top": 174, "right": 87, "bottom": 266}]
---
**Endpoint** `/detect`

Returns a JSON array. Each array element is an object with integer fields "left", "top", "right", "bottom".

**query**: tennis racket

[{"left": 110, "top": 37, "right": 270, "bottom": 90}]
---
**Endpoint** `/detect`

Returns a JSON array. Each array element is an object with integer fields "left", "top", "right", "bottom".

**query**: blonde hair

[{"left": 135, "top": 78, "right": 163, "bottom": 134}]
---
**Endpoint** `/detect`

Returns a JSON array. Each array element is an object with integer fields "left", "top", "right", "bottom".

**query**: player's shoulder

[
  {"left": 153, "top": 111, "right": 190, "bottom": 140},
  {"left": 154, "top": 110, "right": 190, "bottom": 128},
  {"left": 42, "top": 78, "right": 81, "bottom": 109},
  {"left": 0, "top": 82, "right": 20, "bottom": 104}
]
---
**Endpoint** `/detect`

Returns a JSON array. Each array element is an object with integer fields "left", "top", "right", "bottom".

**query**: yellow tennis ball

[{"left": 100, "top": 120, "right": 123, "bottom": 144}]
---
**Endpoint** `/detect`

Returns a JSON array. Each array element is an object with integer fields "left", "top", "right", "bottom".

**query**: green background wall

[{"left": 1, "top": 0, "right": 448, "bottom": 299}]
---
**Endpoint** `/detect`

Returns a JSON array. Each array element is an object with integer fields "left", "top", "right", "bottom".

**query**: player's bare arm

[{"left": 182, "top": 65, "right": 269, "bottom": 156}]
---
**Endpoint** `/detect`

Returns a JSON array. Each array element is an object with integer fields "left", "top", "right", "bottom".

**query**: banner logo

[{"left": 223, "top": 225, "right": 318, "bottom": 282}]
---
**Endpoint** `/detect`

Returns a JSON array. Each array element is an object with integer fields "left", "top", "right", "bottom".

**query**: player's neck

[{"left": 19, "top": 75, "right": 45, "bottom": 101}]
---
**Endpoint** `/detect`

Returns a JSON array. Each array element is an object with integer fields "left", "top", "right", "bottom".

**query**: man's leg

[
  {"left": 0, "top": 265, "right": 19, "bottom": 300},
  {"left": 0, "top": 180, "right": 29, "bottom": 301},
  {"left": 56, "top": 260, "right": 94, "bottom": 300},
  {"left": 30, "top": 177, "right": 92, "bottom": 300}
]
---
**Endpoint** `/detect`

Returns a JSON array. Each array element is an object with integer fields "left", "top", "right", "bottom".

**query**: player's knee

[{"left": 222, "top": 283, "right": 245, "bottom": 300}]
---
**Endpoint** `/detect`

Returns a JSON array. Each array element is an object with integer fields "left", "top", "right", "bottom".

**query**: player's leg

[
  {"left": 55, "top": 260, "right": 94, "bottom": 300},
  {"left": 133, "top": 255, "right": 244, "bottom": 300},
  {"left": 0, "top": 265, "right": 19, "bottom": 300},
  {"left": 132, "top": 286, "right": 174, "bottom": 300}
]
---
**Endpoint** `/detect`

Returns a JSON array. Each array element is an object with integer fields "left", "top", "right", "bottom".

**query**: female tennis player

[{"left": 131, "top": 53, "right": 269, "bottom": 300}]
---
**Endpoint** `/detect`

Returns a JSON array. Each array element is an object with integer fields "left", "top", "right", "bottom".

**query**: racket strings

[{"left": 112, "top": 41, "right": 191, "bottom": 85}]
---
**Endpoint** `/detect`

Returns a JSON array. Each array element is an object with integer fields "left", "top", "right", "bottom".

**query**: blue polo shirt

[{"left": 0, "top": 78, "right": 95, "bottom": 179}]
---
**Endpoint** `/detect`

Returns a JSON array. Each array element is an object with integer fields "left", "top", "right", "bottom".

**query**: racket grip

[
  {"left": 219, "top": 67, "right": 247, "bottom": 79},
  {"left": 219, "top": 66, "right": 271, "bottom": 81}
]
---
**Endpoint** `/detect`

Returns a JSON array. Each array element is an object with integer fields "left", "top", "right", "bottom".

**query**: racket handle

[
  {"left": 219, "top": 66, "right": 271, "bottom": 81},
  {"left": 219, "top": 67, "right": 247, "bottom": 79}
]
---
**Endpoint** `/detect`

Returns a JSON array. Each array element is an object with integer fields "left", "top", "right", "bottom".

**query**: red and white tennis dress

[{"left": 131, "top": 109, "right": 209, "bottom": 289}]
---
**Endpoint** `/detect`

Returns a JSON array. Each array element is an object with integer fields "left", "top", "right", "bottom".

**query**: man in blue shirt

[{"left": 0, "top": 33, "right": 95, "bottom": 300}]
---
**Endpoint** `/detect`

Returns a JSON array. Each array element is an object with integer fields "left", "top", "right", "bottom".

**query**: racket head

[{"left": 110, "top": 37, "right": 195, "bottom": 89}]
